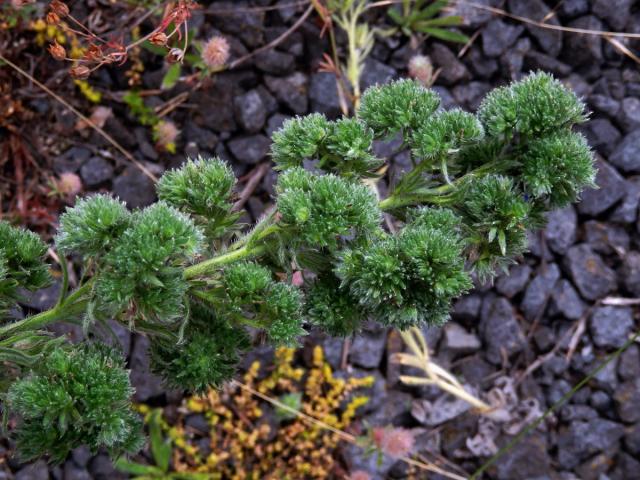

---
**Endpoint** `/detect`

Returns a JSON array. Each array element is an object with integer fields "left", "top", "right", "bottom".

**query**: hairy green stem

[
  {"left": 56, "top": 254, "right": 70, "bottom": 307},
  {"left": 380, "top": 159, "right": 508, "bottom": 211},
  {"left": 184, "top": 244, "right": 267, "bottom": 280},
  {"left": 0, "top": 281, "right": 93, "bottom": 337}
]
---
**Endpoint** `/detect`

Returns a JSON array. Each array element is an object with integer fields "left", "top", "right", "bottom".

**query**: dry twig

[{"left": 0, "top": 53, "right": 157, "bottom": 182}]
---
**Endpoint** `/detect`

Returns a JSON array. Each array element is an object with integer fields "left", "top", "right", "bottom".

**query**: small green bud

[
  {"left": 460, "top": 175, "right": 531, "bottom": 277},
  {"left": 306, "top": 274, "right": 365, "bottom": 336},
  {"left": 264, "top": 282, "right": 305, "bottom": 346}
]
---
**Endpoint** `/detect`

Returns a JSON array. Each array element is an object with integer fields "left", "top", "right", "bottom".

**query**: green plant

[
  {"left": 0, "top": 72, "right": 594, "bottom": 462},
  {"left": 388, "top": 0, "right": 469, "bottom": 43}
]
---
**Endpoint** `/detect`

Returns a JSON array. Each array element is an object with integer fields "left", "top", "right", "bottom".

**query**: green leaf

[
  {"left": 387, "top": 8, "right": 404, "bottom": 26},
  {"left": 497, "top": 229, "right": 507, "bottom": 256},
  {"left": 415, "top": 15, "right": 464, "bottom": 27},
  {"left": 115, "top": 458, "right": 165, "bottom": 476},
  {"left": 488, "top": 227, "right": 497, "bottom": 244},
  {"left": 148, "top": 409, "right": 171, "bottom": 473},
  {"left": 161, "top": 64, "right": 181, "bottom": 90},
  {"left": 275, "top": 392, "right": 302, "bottom": 421},
  {"left": 419, "top": 27, "right": 469, "bottom": 43},
  {"left": 412, "top": 0, "right": 449, "bottom": 21},
  {"left": 141, "top": 41, "right": 167, "bottom": 56}
]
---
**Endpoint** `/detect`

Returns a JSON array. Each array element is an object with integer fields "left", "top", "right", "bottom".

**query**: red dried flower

[
  {"left": 69, "top": 65, "right": 91, "bottom": 79},
  {"left": 84, "top": 44, "right": 103, "bottom": 62},
  {"left": 49, "top": 0, "right": 69, "bottom": 18},
  {"left": 149, "top": 32, "right": 168, "bottom": 47},
  {"left": 48, "top": 40, "right": 66, "bottom": 61},
  {"left": 46, "top": 11, "right": 60, "bottom": 25}
]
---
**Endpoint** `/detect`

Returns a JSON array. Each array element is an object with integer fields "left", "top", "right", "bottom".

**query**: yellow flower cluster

[{"left": 149, "top": 345, "right": 373, "bottom": 479}]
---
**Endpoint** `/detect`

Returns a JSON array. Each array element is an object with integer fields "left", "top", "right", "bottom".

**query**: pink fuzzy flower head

[
  {"left": 349, "top": 471, "right": 372, "bottom": 480},
  {"left": 408, "top": 54, "right": 434, "bottom": 87},
  {"left": 202, "top": 36, "right": 230, "bottom": 69},
  {"left": 155, "top": 120, "right": 180, "bottom": 151},
  {"left": 372, "top": 427, "right": 415, "bottom": 459}
]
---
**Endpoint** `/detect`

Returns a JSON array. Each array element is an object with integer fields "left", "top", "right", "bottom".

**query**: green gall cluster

[
  {"left": 306, "top": 274, "right": 365, "bottom": 337},
  {"left": 478, "top": 71, "right": 587, "bottom": 138},
  {"left": 358, "top": 79, "right": 441, "bottom": 137},
  {"left": 521, "top": 130, "right": 595, "bottom": 207},
  {"left": 0, "top": 221, "right": 51, "bottom": 314},
  {"left": 93, "top": 202, "right": 203, "bottom": 325},
  {"left": 217, "top": 262, "right": 305, "bottom": 346},
  {"left": 459, "top": 175, "right": 532, "bottom": 277},
  {"left": 412, "top": 109, "right": 484, "bottom": 161},
  {"left": 56, "top": 195, "right": 132, "bottom": 259},
  {"left": 271, "top": 115, "right": 381, "bottom": 177},
  {"left": 336, "top": 208, "right": 471, "bottom": 329},
  {"left": 5, "top": 343, "right": 143, "bottom": 463},
  {"left": 157, "top": 156, "right": 239, "bottom": 239},
  {"left": 271, "top": 113, "right": 330, "bottom": 169},
  {"left": 276, "top": 168, "right": 381, "bottom": 250},
  {"left": 150, "top": 302, "right": 250, "bottom": 394}
]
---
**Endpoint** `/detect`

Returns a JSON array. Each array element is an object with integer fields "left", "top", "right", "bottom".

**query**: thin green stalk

[
  {"left": 471, "top": 330, "right": 640, "bottom": 479},
  {"left": 380, "top": 159, "right": 508, "bottom": 211},
  {"left": 184, "top": 245, "right": 266, "bottom": 280},
  {"left": 56, "top": 253, "right": 70, "bottom": 307},
  {"left": 0, "top": 281, "right": 93, "bottom": 337}
]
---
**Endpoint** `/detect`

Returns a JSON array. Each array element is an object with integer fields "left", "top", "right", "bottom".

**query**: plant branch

[
  {"left": 184, "top": 245, "right": 267, "bottom": 280},
  {"left": 0, "top": 281, "right": 93, "bottom": 337}
]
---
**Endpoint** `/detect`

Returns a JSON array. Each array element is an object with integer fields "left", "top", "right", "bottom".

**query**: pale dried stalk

[
  {"left": 393, "top": 326, "right": 491, "bottom": 412},
  {"left": 232, "top": 379, "right": 468, "bottom": 480}
]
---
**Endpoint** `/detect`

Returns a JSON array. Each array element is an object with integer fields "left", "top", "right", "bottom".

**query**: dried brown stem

[{"left": 0, "top": 53, "right": 157, "bottom": 182}]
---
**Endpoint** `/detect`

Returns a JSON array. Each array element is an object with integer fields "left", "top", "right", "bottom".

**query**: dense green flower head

[
  {"left": 322, "top": 118, "right": 382, "bottom": 177},
  {"left": 478, "top": 71, "right": 588, "bottom": 138},
  {"left": 56, "top": 194, "right": 132, "bottom": 258},
  {"left": 223, "top": 261, "right": 272, "bottom": 301},
  {"left": 272, "top": 115, "right": 381, "bottom": 178},
  {"left": 271, "top": 113, "right": 330, "bottom": 169},
  {"left": 276, "top": 168, "right": 381, "bottom": 250},
  {"left": 336, "top": 210, "right": 471, "bottom": 329},
  {"left": 408, "top": 206, "right": 462, "bottom": 233},
  {"left": 521, "top": 130, "right": 596, "bottom": 207},
  {"left": 95, "top": 202, "right": 203, "bottom": 324},
  {"left": 217, "top": 262, "right": 305, "bottom": 345},
  {"left": 150, "top": 302, "right": 250, "bottom": 393},
  {"left": 5, "top": 343, "right": 143, "bottom": 463},
  {"left": 264, "top": 282, "right": 305, "bottom": 345},
  {"left": 412, "top": 109, "right": 484, "bottom": 161},
  {"left": 358, "top": 79, "right": 440, "bottom": 137},
  {"left": 0, "top": 221, "right": 50, "bottom": 301},
  {"left": 306, "top": 274, "right": 366, "bottom": 337},
  {"left": 460, "top": 175, "right": 531, "bottom": 277},
  {"left": 157, "top": 157, "right": 238, "bottom": 238}
]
